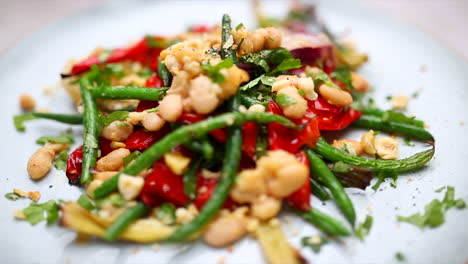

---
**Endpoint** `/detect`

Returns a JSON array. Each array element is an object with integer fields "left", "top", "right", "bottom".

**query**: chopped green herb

[
  {"left": 123, "top": 150, "right": 141, "bottom": 166},
  {"left": 386, "top": 95, "right": 393, "bottom": 101},
  {"left": 239, "top": 47, "right": 296, "bottom": 74},
  {"left": 373, "top": 131, "right": 381, "bottom": 136},
  {"left": 109, "top": 193, "right": 125, "bottom": 207},
  {"left": 77, "top": 195, "right": 95, "bottom": 210},
  {"left": 202, "top": 58, "right": 233, "bottom": 83},
  {"left": 240, "top": 74, "right": 276, "bottom": 90},
  {"left": 154, "top": 203, "right": 176, "bottom": 225},
  {"left": 145, "top": 107, "right": 159, "bottom": 113},
  {"left": 36, "top": 133, "right": 74, "bottom": 145},
  {"left": 235, "top": 23, "right": 244, "bottom": 30},
  {"left": 411, "top": 91, "right": 420, "bottom": 98},
  {"left": 330, "top": 66, "right": 353, "bottom": 91},
  {"left": 100, "top": 111, "right": 129, "bottom": 127},
  {"left": 442, "top": 186, "right": 466, "bottom": 210},
  {"left": 145, "top": 36, "right": 168, "bottom": 48},
  {"left": 275, "top": 93, "right": 296, "bottom": 106},
  {"left": 332, "top": 161, "right": 352, "bottom": 173},
  {"left": 298, "top": 89, "right": 306, "bottom": 97},
  {"left": 403, "top": 138, "right": 415, "bottom": 146},
  {"left": 301, "top": 235, "right": 330, "bottom": 253},
  {"left": 5, "top": 192, "right": 21, "bottom": 201},
  {"left": 270, "top": 58, "right": 301, "bottom": 75},
  {"left": 395, "top": 252, "right": 406, "bottom": 262},
  {"left": 98, "top": 49, "right": 113, "bottom": 62},
  {"left": 21, "top": 200, "right": 60, "bottom": 225},
  {"left": 356, "top": 215, "right": 373, "bottom": 241},
  {"left": 115, "top": 122, "right": 129, "bottom": 127},
  {"left": 54, "top": 150, "right": 69, "bottom": 171},
  {"left": 372, "top": 171, "right": 398, "bottom": 191},
  {"left": 435, "top": 186, "right": 446, "bottom": 193},
  {"left": 381, "top": 110, "right": 424, "bottom": 128},
  {"left": 138, "top": 67, "right": 154, "bottom": 78},
  {"left": 13, "top": 113, "right": 37, "bottom": 132}
]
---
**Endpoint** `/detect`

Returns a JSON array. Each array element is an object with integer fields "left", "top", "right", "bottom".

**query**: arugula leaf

[
  {"left": 77, "top": 195, "right": 95, "bottom": 210},
  {"left": 100, "top": 111, "right": 129, "bottom": 127},
  {"left": 331, "top": 161, "right": 352, "bottom": 173},
  {"left": 98, "top": 49, "right": 113, "bottom": 62},
  {"left": 154, "top": 203, "right": 176, "bottom": 225},
  {"left": 356, "top": 215, "right": 373, "bottom": 241},
  {"left": 54, "top": 150, "right": 69, "bottom": 171},
  {"left": 275, "top": 93, "right": 296, "bottom": 106},
  {"left": 36, "top": 133, "right": 74, "bottom": 145},
  {"left": 372, "top": 171, "right": 398, "bottom": 191},
  {"left": 13, "top": 113, "right": 37, "bottom": 132},
  {"left": 330, "top": 66, "right": 353, "bottom": 91},
  {"left": 5, "top": 192, "right": 21, "bottom": 201},
  {"left": 22, "top": 200, "right": 60, "bottom": 225},
  {"left": 202, "top": 58, "right": 233, "bottom": 83},
  {"left": 301, "top": 235, "right": 329, "bottom": 253},
  {"left": 123, "top": 150, "right": 141, "bottom": 166}
]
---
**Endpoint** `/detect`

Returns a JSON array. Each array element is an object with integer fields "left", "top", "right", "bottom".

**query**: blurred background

[{"left": 1, "top": 0, "right": 467, "bottom": 59}]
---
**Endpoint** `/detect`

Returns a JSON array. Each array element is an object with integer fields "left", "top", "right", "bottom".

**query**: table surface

[{"left": 0, "top": 0, "right": 467, "bottom": 60}]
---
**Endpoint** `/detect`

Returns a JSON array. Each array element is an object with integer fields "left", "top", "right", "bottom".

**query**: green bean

[
  {"left": 79, "top": 76, "right": 101, "bottom": 184},
  {"left": 314, "top": 137, "right": 435, "bottom": 172},
  {"left": 104, "top": 202, "right": 148, "bottom": 241},
  {"left": 295, "top": 208, "right": 351, "bottom": 236},
  {"left": 240, "top": 94, "right": 258, "bottom": 107},
  {"left": 221, "top": 14, "right": 237, "bottom": 62},
  {"left": 184, "top": 137, "right": 214, "bottom": 160},
  {"left": 255, "top": 124, "right": 269, "bottom": 158},
  {"left": 305, "top": 148, "right": 356, "bottom": 225},
  {"left": 31, "top": 112, "right": 83, "bottom": 124},
  {"left": 183, "top": 157, "right": 202, "bottom": 200},
  {"left": 311, "top": 178, "right": 331, "bottom": 201},
  {"left": 158, "top": 57, "right": 172, "bottom": 87},
  {"left": 94, "top": 112, "right": 296, "bottom": 199},
  {"left": 352, "top": 115, "right": 433, "bottom": 142},
  {"left": 92, "top": 86, "right": 167, "bottom": 101}
]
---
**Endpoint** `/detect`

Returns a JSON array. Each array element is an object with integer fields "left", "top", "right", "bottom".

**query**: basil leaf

[
  {"left": 5, "top": 192, "right": 21, "bottom": 201},
  {"left": 13, "top": 113, "right": 37, "bottom": 132},
  {"left": 372, "top": 170, "right": 398, "bottom": 191},
  {"left": 275, "top": 93, "right": 296, "bottom": 106},
  {"left": 269, "top": 58, "right": 302, "bottom": 75},
  {"left": 100, "top": 111, "right": 129, "bottom": 127},
  {"left": 54, "top": 150, "right": 69, "bottom": 171},
  {"left": 202, "top": 58, "right": 233, "bottom": 84},
  {"left": 301, "top": 235, "right": 329, "bottom": 253},
  {"left": 330, "top": 66, "right": 353, "bottom": 90},
  {"left": 23, "top": 203, "right": 45, "bottom": 225},
  {"left": 356, "top": 215, "right": 373, "bottom": 241},
  {"left": 36, "top": 133, "right": 74, "bottom": 145},
  {"left": 42, "top": 200, "right": 59, "bottom": 224}
]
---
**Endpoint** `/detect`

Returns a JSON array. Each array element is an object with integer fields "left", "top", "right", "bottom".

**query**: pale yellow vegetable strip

[{"left": 257, "top": 221, "right": 301, "bottom": 264}]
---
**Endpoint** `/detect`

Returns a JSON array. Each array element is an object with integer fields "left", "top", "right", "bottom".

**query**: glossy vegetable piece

[
  {"left": 193, "top": 172, "right": 238, "bottom": 210},
  {"left": 296, "top": 208, "right": 351, "bottom": 236},
  {"left": 285, "top": 151, "right": 311, "bottom": 211},
  {"left": 136, "top": 75, "right": 164, "bottom": 112},
  {"left": 66, "top": 146, "right": 83, "bottom": 185},
  {"left": 308, "top": 97, "right": 362, "bottom": 130},
  {"left": 178, "top": 113, "right": 227, "bottom": 143},
  {"left": 140, "top": 161, "right": 189, "bottom": 207},
  {"left": 104, "top": 202, "right": 149, "bottom": 241},
  {"left": 241, "top": 122, "right": 257, "bottom": 158},
  {"left": 125, "top": 126, "right": 171, "bottom": 151}
]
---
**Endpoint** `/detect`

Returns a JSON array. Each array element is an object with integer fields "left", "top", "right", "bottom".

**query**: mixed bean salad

[{"left": 11, "top": 4, "right": 439, "bottom": 263}]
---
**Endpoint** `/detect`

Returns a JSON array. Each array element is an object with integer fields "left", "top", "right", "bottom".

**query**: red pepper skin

[
  {"left": 267, "top": 102, "right": 320, "bottom": 153},
  {"left": 135, "top": 74, "right": 164, "bottom": 112},
  {"left": 66, "top": 146, "right": 83, "bottom": 185},
  {"left": 241, "top": 122, "right": 257, "bottom": 158},
  {"left": 125, "top": 126, "right": 171, "bottom": 151},
  {"left": 177, "top": 113, "right": 227, "bottom": 143},
  {"left": 99, "top": 137, "right": 114, "bottom": 156},
  {"left": 285, "top": 151, "right": 311, "bottom": 211},
  {"left": 308, "top": 97, "right": 362, "bottom": 130},
  {"left": 140, "top": 161, "right": 189, "bottom": 207},
  {"left": 193, "top": 172, "right": 237, "bottom": 210},
  {"left": 190, "top": 24, "right": 211, "bottom": 33}
]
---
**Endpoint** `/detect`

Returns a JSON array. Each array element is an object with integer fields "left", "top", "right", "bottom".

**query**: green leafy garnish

[
  {"left": 87, "top": 64, "right": 125, "bottom": 86},
  {"left": 235, "top": 23, "right": 244, "bottom": 30},
  {"left": 13, "top": 113, "right": 37, "bottom": 132},
  {"left": 123, "top": 150, "right": 141, "bottom": 166},
  {"left": 332, "top": 161, "right": 352, "bottom": 173},
  {"left": 22, "top": 200, "right": 59, "bottom": 225},
  {"left": 77, "top": 195, "right": 95, "bottom": 210},
  {"left": 202, "top": 58, "right": 233, "bottom": 83},
  {"left": 301, "top": 235, "right": 330, "bottom": 253},
  {"left": 275, "top": 93, "right": 296, "bottom": 106},
  {"left": 372, "top": 170, "right": 398, "bottom": 191},
  {"left": 239, "top": 47, "right": 297, "bottom": 75},
  {"left": 54, "top": 150, "right": 69, "bottom": 171},
  {"left": 100, "top": 111, "right": 129, "bottom": 127},
  {"left": 270, "top": 58, "right": 301, "bottom": 75},
  {"left": 145, "top": 35, "right": 168, "bottom": 48},
  {"left": 395, "top": 252, "right": 406, "bottom": 262},
  {"left": 397, "top": 186, "right": 466, "bottom": 228},
  {"left": 98, "top": 49, "right": 113, "bottom": 62},
  {"left": 330, "top": 66, "right": 353, "bottom": 90},
  {"left": 435, "top": 186, "right": 446, "bottom": 193},
  {"left": 381, "top": 110, "right": 424, "bottom": 128},
  {"left": 109, "top": 193, "right": 125, "bottom": 207},
  {"left": 403, "top": 138, "right": 415, "bottom": 146},
  {"left": 240, "top": 74, "right": 276, "bottom": 90},
  {"left": 5, "top": 192, "right": 21, "bottom": 201},
  {"left": 356, "top": 215, "right": 373, "bottom": 241},
  {"left": 138, "top": 67, "right": 154, "bottom": 78},
  {"left": 36, "top": 133, "right": 74, "bottom": 145},
  {"left": 298, "top": 89, "right": 306, "bottom": 97},
  {"left": 154, "top": 203, "right": 176, "bottom": 225}
]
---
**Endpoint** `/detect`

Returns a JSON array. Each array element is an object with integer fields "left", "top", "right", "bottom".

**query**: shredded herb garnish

[{"left": 356, "top": 215, "right": 373, "bottom": 241}]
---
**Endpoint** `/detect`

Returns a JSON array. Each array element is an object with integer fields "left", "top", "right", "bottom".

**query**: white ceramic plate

[{"left": 1, "top": 0, "right": 468, "bottom": 263}]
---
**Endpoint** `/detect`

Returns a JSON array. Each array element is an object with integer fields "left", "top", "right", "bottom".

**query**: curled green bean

[
  {"left": 104, "top": 202, "right": 148, "bottom": 241},
  {"left": 31, "top": 112, "right": 83, "bottom": 124},
  {"left": 311, "top": 178, "right": 331, "bottom": 201},
  {"left": 296, "top": 208, "right": 351, "bottom": 236},
  {"left": 92, "top": 86, "right": 167, "bottom": 101}
]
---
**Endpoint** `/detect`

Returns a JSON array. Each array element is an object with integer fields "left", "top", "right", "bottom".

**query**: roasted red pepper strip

[
  {"left": 177, "top": 113, "right": 227, "bottom": 143},
  {"left": 241, "top": 122, "right": 257, "bottom": 158},
  {"left": 285, "top": 151, "right": 311, "bottom": 211},
  {"left": 308, "top": 97, "right": 362, "bottom": 130},
  {"left": 267, "top": 102, "right": 320, "bottom": 153},
  {"left": 125, "top": 125, "right": 171, "bottom": 151},
  {"left": 140, "top": 161, "right": 189, "bottom": 207},
  {"left": 99, "top": 137, "right": 114, "bottom": 157},
  {"left": 66, "top": 146, "right": 83, "bottom": 185},
  {"left": 193, "top": 172, "right": 237, "bottom": 210},
  {"left": 135, "top": 74, "right": 164, "bottom": 112}
]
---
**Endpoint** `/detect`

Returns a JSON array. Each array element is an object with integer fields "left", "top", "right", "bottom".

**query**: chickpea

[
  {"left": 159, "top": 94, "right": 183, "bottom": 122},
  {"left": 93, "top": 171, "right": 118, "bottom": 181},
  {"left": 95, "top": 148, "right": 130, "bottom": 172},
  {"left": 351, "top": 72, "right": 369, "bottom": 92},
  {"left": 332, "top": 139, "right": 363, "bottom": 156},
  {"left": 318, "top": 84, "right": 353, "bottom": 106},
  {"left": 101, "top": 121, "right": 134, "bottom": 142},
  {"left": 277, "top": 86, "right": 308, "bottom": 119},
  {"left": 126, "top": 111, "right": 146, "bottom": 125},
  {"left": 118, "top": 174, "right": 144, "bottom": 201},
  {"left": 251, "top": 195, "right": 281, "bottom": 220},
  {"left": 297, "top": 77, "right": 317, "bottom": 100},
  {"left": 271, "top": 79, "right": 290, "bottom": 92},
  {"left": 264, "top": 27, "right": 282, "bottom": 49},
  {"left": 219, "top": 66, "right": 249, "bottom": 99},
  {"left": 19, "top": 93, "right": 36, "bottom": 111},
  {"left": 248, "top": 104, "right": 266, "bottom": 113},
  {"left": 230, "top": 169, "right": 266, "bottom": 203},
  {"left": 361, "top": 130, "right": 376, "bottom": 155},
  {"left": 142, "top": 112, "right": 166, "bottom": 131},
  {"left": 251, "top": 29, "right": 267, "bottom": 52},
  {"left": 27, "top": 147, "right": 55, "bottom": 180},
  {"left": 189, "top": 75, "right": 220, "bottom": 115},
  {"left": 267, "top": 163, "right": 308, "bottom": 198},
  {"left": 203, "top": 215, "right": 247, "bottom": 247}
]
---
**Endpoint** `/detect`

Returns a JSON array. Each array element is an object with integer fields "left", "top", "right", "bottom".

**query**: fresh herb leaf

[
  {"left": 138, "top": 67, "right": 154, "bottom": 78},
  {"left": 145, "top": 36, "right": 168, "bottom": 48},
  {"left": 202, "top": 58, "right": 233, "bottom": 83},
  {"left": 123, "top": 151, "right": 141, "bottom": 166},
  {"left": 386, "top": 95, "right": 393, "bottom": 101},
  {"left": 13, "top": 113, "right": 37, "bottom": 132},
  {"left": 332, "top": 161, "right": 352, "bottom": 173},
  {"left": 275, "top": 93, "right": 296, "bottom": 106},
  {"left": 5, "top": 192, "right": 21, "bottom": 201},
  {"left": 145, "top": 107, "right": 159, "bottom": 113},
  {"left": 239, "top": 47, "right": 296, "bottom": 74},
  {"left": 395, "top": 252, "right": 406, "bottom": 262},
  {"left": 109, "top": 193, "right": 125, "bottom": 207},
  {"left": 42, "top": 200, "right": 59, "bottom": 224},
  {"left": 100, "top": 111, "right": 129, "bottom": 127},
  {"left": 330, "top": 66, "right": 353, "bottom": 90},
  {"left": 381, "top": 110, "right": 424, "bottom": 128},
  {"left": 435, "top": 186, "right": 446, "bottom": 193},
  {"left": 301, "top": 235, "right": 329, "bottom": 253},
  {"left": 442, "top": 186, "right": 466, "bottom": 210},
  {"left": 235, "top": 23, "right": 244, "bottom": 30},
  {"left": 115, "top": 122, "right": 129, "bottom": 127},
  {"left": 98, "top": 49, "right": 113, "bottom": 62},
  {"left": 403, "top": 138, "right": 415, "bottom": 146},
  {"left": 22, "top": 200, "right": 59, "bottom": 225},
  {"left": 77, "top": 195, "right": 95, "bottom": 210},
  {"left": 36, "top": 133, "right": 74, "bottom": 145},
  {"left": 298, "top": 89, "right": 306, "bottom": 97},
  {"left": 270, "top": 58, "right": 301, "bottom": 75},
  {"left": 154, "top": 203, "right": 176, "bottom": 225},
  {"left": 372, "top": 171, "right": 398, "bottom": 191},
  {"left": 54, "top": 150, "right": 69, "bottom": 171},
  {"left": 240, "top": 75, "right": 276, "bottom": 90},
  {"left": 356, "top": 215, "right": 373, "bottom": 241},
  {"left": 260, "top": 76, "right": 276, "bottom": 86}
]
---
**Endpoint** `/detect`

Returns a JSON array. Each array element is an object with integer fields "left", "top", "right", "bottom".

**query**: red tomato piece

[{"left": 285, "top": 151, "right": 311, "bottom": 211}]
